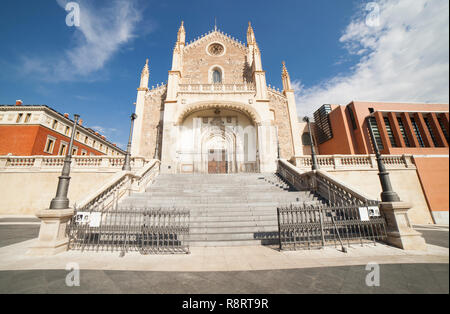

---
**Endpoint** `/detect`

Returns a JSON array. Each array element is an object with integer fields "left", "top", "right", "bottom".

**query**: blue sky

[{"left": 0, "top": 0, "right": 448, "bottom": 149}]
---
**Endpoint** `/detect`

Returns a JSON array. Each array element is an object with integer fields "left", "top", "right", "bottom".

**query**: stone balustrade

[
  {"left": 292, "top": 154, "right": 415, "bottom": 171},
  {"left": 77, "top": 159, "right": 160, "bottom": 210},
  {"left": 278, "top": 159, "right": 377, "bottom": 206},
  {"left": 178, "top": 83, "right": 256, "bottom": 94},
  {"left": 0, "top": 155, "right": 149, "bottom": 171}
]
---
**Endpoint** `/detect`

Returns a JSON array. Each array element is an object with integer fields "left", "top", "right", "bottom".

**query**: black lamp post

[
  {"left": 49, "top": 114, "right": 80, "bottom": 209},
  {"left": 122, "top": 113, "right": 137, "bottom": 171},
  {"left": 303, "top": 116, "right": 319, "bottom": 171},
  {"left": 366, "top": 116, "right": 401, "bottom": 202}
]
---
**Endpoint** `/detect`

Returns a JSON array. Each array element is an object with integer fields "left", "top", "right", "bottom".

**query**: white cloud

[
  {"left": 294, "top": 0, "right": 449, "bottom": 117},
  {"left": 21, "top": 0, "right": 143, "bottom": 81},
  {"left": 91, "top": 125, "right": 119, "bottom": 136}
]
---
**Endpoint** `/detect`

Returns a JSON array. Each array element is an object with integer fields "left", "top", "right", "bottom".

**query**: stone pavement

[
  {"left": 0, "top": 263, "right": 448, "bottom": 294},
  {"left": 0, "top": 217, "right": 448, "bottom": 293},
  {"left": 413, "top": 225, "right": 449, "bottom": 248},
  {"left": 0, "top": 236, "right": 448, "bottom": 273}
]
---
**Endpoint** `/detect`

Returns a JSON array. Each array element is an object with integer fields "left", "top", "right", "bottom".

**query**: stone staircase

[{"left": 119, "top": 173, "right": 325, "bottom": 247}]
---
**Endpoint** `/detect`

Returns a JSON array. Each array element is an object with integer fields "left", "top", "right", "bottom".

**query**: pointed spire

[
  {"left": 247, "top": 21, "right": 256, "bottom": 45},
  {"left": 177, "top": 20, "right": 186, "bottom": 45},
  {"left": 282, "top": 61, "right": 292, "bottom": 92},
  {"left": 139, "top": 58, "right": 149, "bottom": 89},
  {"left": 141, "top": 58, "right": 149, "bottom": 77}
]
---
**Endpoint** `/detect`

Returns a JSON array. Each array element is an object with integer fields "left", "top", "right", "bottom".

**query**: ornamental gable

[{"left": 181, "top": 31, "right": 251, "bottom": 85}]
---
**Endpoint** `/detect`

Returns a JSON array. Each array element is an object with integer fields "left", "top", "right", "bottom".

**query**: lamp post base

[
  {"left": 380, "top": 191, "right": 401, "bottom": 203},
  {"left": 27, "top": 208, "right": 74, "bottom": 256},
  {"left": 380, "top": 202, "right": 427, "bottom": 251}
]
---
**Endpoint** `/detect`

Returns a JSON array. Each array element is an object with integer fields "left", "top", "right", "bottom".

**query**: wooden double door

[{"left": 208, "top": 149, "right": 228, "bottom": 174}]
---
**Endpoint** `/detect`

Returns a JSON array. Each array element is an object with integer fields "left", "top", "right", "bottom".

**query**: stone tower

[{"left": 131, "top": 22, "right": 303, "bottom": 173}]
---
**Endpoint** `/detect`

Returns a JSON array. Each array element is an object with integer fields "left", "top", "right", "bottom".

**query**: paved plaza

[{"left": 0, "top": 217, "right": 448, "bottom": 293}]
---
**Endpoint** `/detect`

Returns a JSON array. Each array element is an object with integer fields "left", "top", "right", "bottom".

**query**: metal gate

[
  {"left": 277, "top": 204, "right": 387, "bottom": 251},
  {"left": 67, "top": 207, "right": 190, "bottom": 254}
]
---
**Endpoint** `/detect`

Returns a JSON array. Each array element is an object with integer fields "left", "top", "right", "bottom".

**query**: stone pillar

[
  {"left": 427, "top": 113, "right": 448, "bottom": 147},
  {"left": 380, "top": 202, "right": 427, "bottom": 251},
  {"left": 28, "top": 209, "right": 74, "bottom": 255},
  {"left": 400, "top": 113, "right": 420, "bottom": 147},
  {"left": 374, "top": 111, "right": 391, "bottom": 152},
  {"left": 387, "top": 112, "right": 406, "bottom": 147},
  {"left": 413, "top": 113, "right": 434, "bottom": 147}
]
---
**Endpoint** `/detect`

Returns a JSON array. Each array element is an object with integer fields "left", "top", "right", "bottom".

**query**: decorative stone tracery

[{"left": 176, "top": 102, "right": 261, "bottom": 126}]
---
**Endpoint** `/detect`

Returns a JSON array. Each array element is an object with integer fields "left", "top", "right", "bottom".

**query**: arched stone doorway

[{"left": 176, "top": 107, "right": 258, "bottom": 173}]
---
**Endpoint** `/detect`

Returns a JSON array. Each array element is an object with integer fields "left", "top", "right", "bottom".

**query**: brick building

[
  {"left": 312, "top": 101, "right": 449, "bottom": 224},
  {"left": 0, "top": 101, "right": 126, "bottom": 157}
]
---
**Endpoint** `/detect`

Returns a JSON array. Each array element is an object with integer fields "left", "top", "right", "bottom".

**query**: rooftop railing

[{"left": 178, "top": 83, "right": 256, "bottom": 94}]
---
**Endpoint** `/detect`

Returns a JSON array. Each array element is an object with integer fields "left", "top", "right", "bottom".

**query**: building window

[
  {"left": 212, "top": 69, "right": 222, "bottom": 84},
  {"left": 424, "top": 117, "right": 439, "bottom": 147},
  {"left": 72, "top": 146, "right": 78, "bottom": 156},
  {"left": 76, "top": 132, "right": 80, "bottom": 140},
  {"left": 16, "top": 113, "right": 23, "bottom": 123},
  {"left": 100, "top": 144, "right": 103, "bottom": 151},
  {"left": 313, "top": 104, "right": 333, "bottom": 144},
  {"left": 44, "top": 137, "right": 56, "bottom": 154},
  {"left": 270, "top": 110, "right": 276, "bottom": 121},
  {"left": 58, "top": 142, "right": 68, "bottom": 155},
  {"left": 93, "top": 140, "right": 96, "bottom": 148},
  {"left": 84, "top": 136, "right": 89, "bottom": 144},
  {"left": 24, "top": 113, "right": 32, "bottom": 123},
  {"left": 383, "top": 117, "right": 397, "bottom": 147},
  {"left": 65, "top": 126, "right": 70, "bottom": 136},
  {"left": 437, "top": 115, "right": 449, "bottom": 144},
  {"left": 397, "top": 117, "right": 411, "bottom": 147},
  {"left": 81, "top": 149, "right": 87, "bottom": 156},
  {"left": 106, "top": 147, "right": 109, "bottom": 154},
  {"left": 410, "top": 117, "right": 425, "bottom": 147},
  {"left": 368, "top": 117, "right": 384, "bottom": 150},
  {"left": 52, "top": 120, "right": 58, "bottom": 129},
  {"left": 347, "top": 106, "right": 357, "bottom": 130}
]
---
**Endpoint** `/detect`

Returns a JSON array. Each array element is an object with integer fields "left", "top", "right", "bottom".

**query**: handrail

[
  {"left": 76, "top": 159, "right": 160, "bottom": 210},
  {"left": 277, "top": 159, "right": 377, "bottom": 205}
]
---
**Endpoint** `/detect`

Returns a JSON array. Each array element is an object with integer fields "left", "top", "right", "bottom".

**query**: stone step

[
  {"left": 126, "top": 196, "right": 316, "bottom": 202},
  {"left": 188, "top": 239, "right": 278, "bottom": 247},
  {"left": 117, "top": 172, "right": 322, "bottom": 247},
  {"left": 120, "top": 201, "right": 322, "bottom": 208},
  {"left": 188, "top": 231, "right": 278, "bottom": 241},
  {"left": 190, "top": 225, "right": 277, "bottom": 233},
  {"left": 187, "top": 215, "right": 277, "bottom": 222},
  {"left": 189, "top": 220, "right": 277, "bottom": 227}
]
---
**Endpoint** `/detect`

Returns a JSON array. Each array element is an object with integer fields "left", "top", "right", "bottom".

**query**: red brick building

[
  {"left": 0, "top": 102, "right": 126, "bottom": 157},
  {"left": 312, "top": 101, "right": 449, "bottom": 224}
]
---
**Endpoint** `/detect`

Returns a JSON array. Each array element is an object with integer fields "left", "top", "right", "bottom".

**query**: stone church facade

[{"left": 131, "top": 22, "right": 303, "bottom": 173}]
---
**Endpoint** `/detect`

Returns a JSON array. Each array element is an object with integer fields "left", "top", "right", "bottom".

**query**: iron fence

[
  {"left": 67, "top": 207, "right": 190, "bottom": 254},
  {"left": 277, "top": 204, "right": 387, "bottom": 251}
]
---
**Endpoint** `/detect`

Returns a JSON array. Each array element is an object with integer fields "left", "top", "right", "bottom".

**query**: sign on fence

[{"left": 75, "top": 212, "right": 101, "bottom": 227}]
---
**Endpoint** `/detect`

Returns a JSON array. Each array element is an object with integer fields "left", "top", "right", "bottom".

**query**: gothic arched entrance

[{"left": 176, "top": 107, "right": 258, "bottom": 173}]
